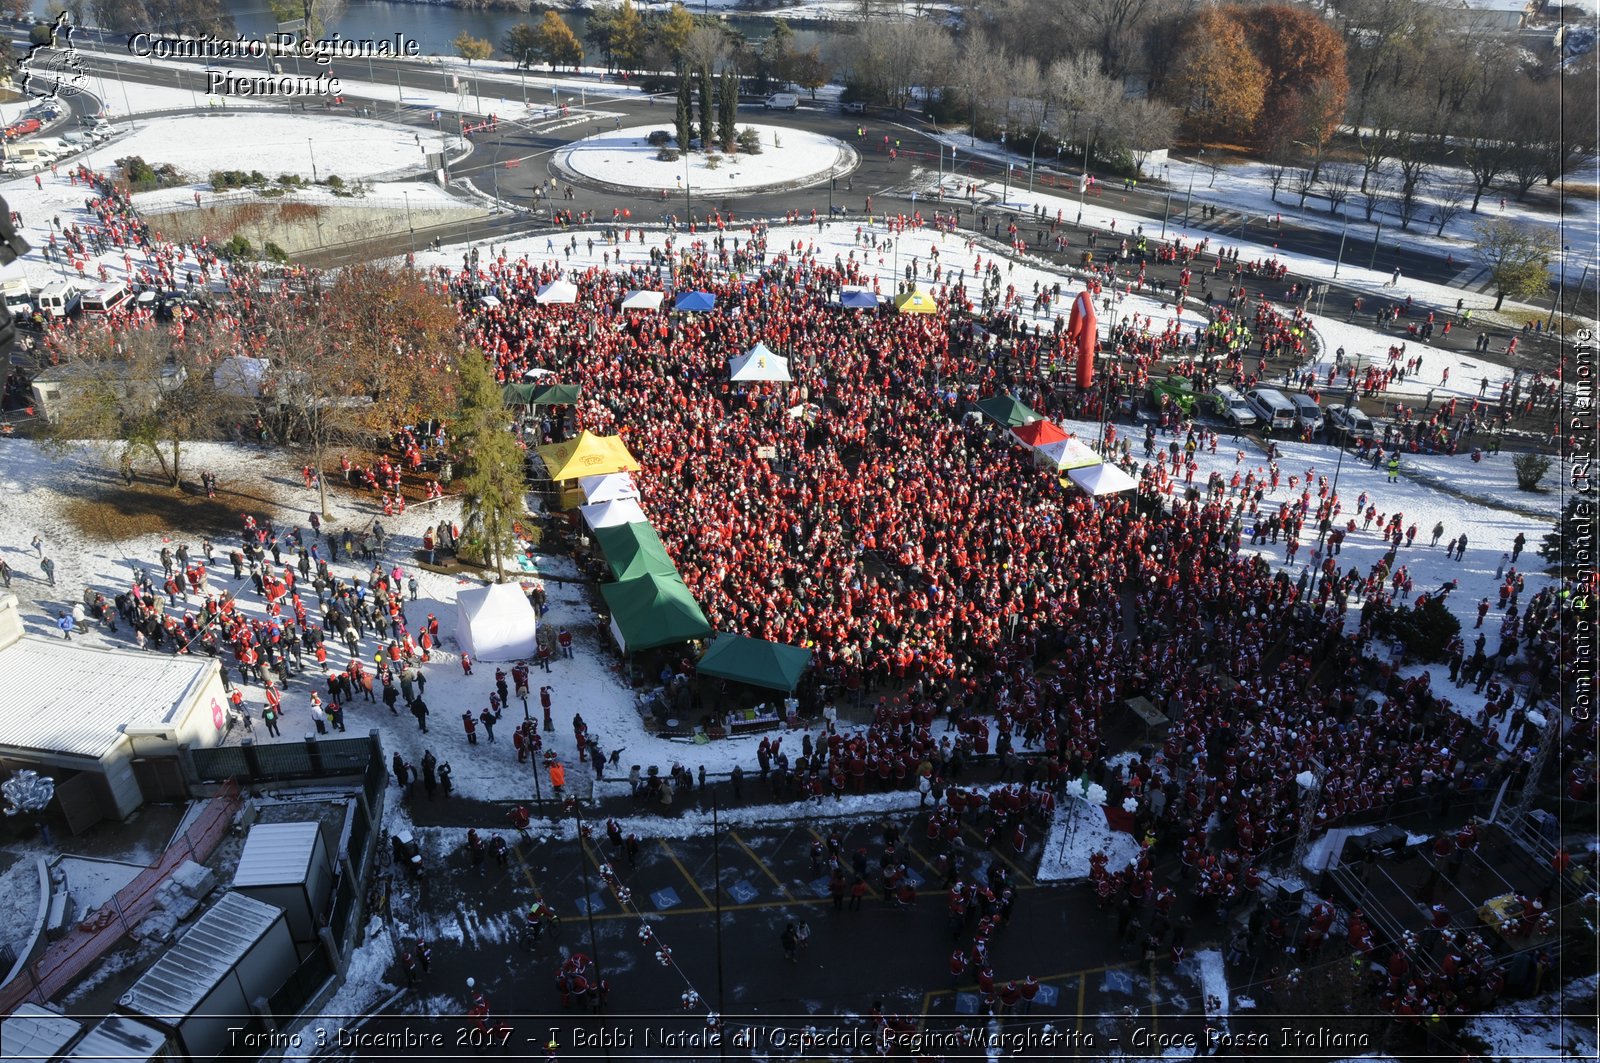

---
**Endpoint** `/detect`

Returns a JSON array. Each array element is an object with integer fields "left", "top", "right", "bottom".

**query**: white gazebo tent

[
  {"left": 578, "top": 497, "right": 648, "bottom": 530},
  {"left": 1067, "top": 461, "right": 1139, "bottom": 495},
  {"left": 579, "top": 472, "right": 640, "bottom": 503},
  {"left": 535, "top": 279, "right": 579, "bottom": 305},
  {"left": 621, "top": 289, "right": 665, "bottom": 310},
  {"left": 1035, "top": 436, "right": 1102, "bottom": 470},
  {"left": 454, "top": 582, "right": 539, "bottom": 661},
  {"left": 728, "top": 342, "right": 791, "bottom": 382}
]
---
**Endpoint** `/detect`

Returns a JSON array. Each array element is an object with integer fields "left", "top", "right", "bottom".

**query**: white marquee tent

[
  {"left": 580, "top": 472, "right": 640, "bottom": 503},
  {"left": 728, "top": 342, "right": 791, "bottom": 382},
  {"left": 579, "top": 497, "right": 648, "bottom": 530},
  {"left": 621, "top": 289, "right": 665, "bottom": 310},
  {"left": 1067, "top": 461, "right": 1138, "bottom": 495},
  {"left": 212, "top": 356, "right": 269, "bottom": 398},
  {"left": 535, "top": 279, "right": 579, "bottom": 305},
  {"left": 1034, "top": 436, "right": 1101, "bottom": 470},
  {"left": 455, "top": 582, "right": 539, "bottom": 661}
]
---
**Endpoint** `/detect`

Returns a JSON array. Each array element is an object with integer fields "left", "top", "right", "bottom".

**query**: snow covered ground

[
  {"left": 71, "top": 112, "right": 449, "bottom": 185},
  {"left": 0, "top": 110, "right": 456, "bottom": 290},
  {"left": 1461, "top": 973, "right": 1599, "bottom": 1061},
  {"left": 911, "top": 163, "right": 1595, "bottom": 331},
  {"left": 1162, "top": 154, "right": 1596, "bottom": 291},
  {"left": 556, "top": 123, "right": 852, "bottom": 194}
]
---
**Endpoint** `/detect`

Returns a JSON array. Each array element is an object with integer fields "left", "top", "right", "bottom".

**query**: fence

[
  {"left": 0, "top": 780, "right": 242, "bottom": 1013},
  {"left": 268, "top": 948, "right": 335, "bottom": 1028},
  {"left": 191, "top": 733, "right": 379, "bottom": 785}
]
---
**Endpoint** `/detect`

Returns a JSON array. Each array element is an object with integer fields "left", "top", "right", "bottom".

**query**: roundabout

[{"left": 551, "top": 122, "right": 857, "bottom": 197}]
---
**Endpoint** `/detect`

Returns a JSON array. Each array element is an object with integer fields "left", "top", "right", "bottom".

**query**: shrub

[
  {"left": 263, "top": 241, "right": 289, "bottom": 263},
  {"left": 1513, "top": 451, "right": 1553, "bottom": 492},
  {"left": 656, "top": 148, "right": 680, "bottom": 162},
  {"left": 116, "top": 155, "right": 156, "bottom": 185},
  {"left": 704, "top": 153, "right": 721, "bottom": 170},
  {"left": 646, "top": 130, "right": 672, "bottom": 147},
  {"left": 736, "top": 127, "right": 762, "bottom": 155},
  {"left": 219, "top": 234, "right": 255, "bottom": 261},
  {"left": 325, "top": 174, "right": 344, "bottom": 190}
]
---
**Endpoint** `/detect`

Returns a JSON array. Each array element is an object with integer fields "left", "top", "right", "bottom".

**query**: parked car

[
  {"left": 4, "top": 117, "right": 42, "bottom": 139},
  {"left": 841, "top": 100, "right": 866, "bottom": 114},
  {"left": 1291, "top": 393, "right": 1325, "bottom": 436},
  {"left": 1208, "top": 385, "right": 1258, "bottom": 427},
  {"left": 1327, "top": 404, "right": 1376, "bottom": 441}
]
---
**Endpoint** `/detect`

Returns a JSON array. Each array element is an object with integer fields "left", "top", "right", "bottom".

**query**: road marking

[
  {"left": 921, "top": 961, "right": 1133, "bottom": 1015},
  {"left": 961, "top": 824, "right": 1035, "bottom": 885},
  {"left": 730, "top": 830, "right": 793, "bottom": 900},
  {"left": 807, "top": 828, "right": 881, "bottom": 900},
  {"left": 658, "top": 839, "right": 712, "bottom": 909},
  {"left": 1077, "top": 974, "right": 1088, "bottom": 1058}
]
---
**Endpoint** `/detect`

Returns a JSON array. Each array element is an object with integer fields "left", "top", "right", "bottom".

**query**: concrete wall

[
  {"left": 0, "top": 593, "right": 23, "bottom": 651},
  {"left": 142, "top": 200, "right": 484, "bottom": 257}
]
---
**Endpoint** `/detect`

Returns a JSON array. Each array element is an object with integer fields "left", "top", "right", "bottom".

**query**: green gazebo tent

[
  {"left": 600, "top": 573, "right": 712, "bottom": 653},
  {"left": 696, "top": 633, "right": 812, "bottom": 692},
  {"left": 503, "top": 382, "right": 582, "bottom": 406},
  {"left": 592, "top": 522, "right": 679, "bottom": 581},
  {"left": 975, "top": 395, "right": 1043, "bottom": 428}
]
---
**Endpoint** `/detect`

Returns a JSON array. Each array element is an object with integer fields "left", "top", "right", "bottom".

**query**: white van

[
  {"left": 764, "top": 93, "right": 799, "bottom": 111},
  {"left": 1290, "top": 393, "right": 1325, "bottom": 435},
  {"left": 81, "top": 284, "right": 131, "bottom": 316},
  {"left": 35, "top": 281, "right": 81, "bottom": 318},
  {"left": 5, "top": 143, "right": 58, "bottom": 169},
  {"left": 1245, "top": 387, "right": 1298, "bottom": 433},
  {"left": 1, "top": 277, "right": 33, "bottom": 318}
]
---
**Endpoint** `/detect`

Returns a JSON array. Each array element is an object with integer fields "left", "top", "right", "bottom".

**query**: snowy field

[
  {"left": 556, "top": 123, "right": 852, "bottom": 193},
  {"left": 0, "top": 110, "right": 457, "bottom": 290},
  {"left": 914, "top": 161, "right": 1595, "bottom": 331},
  {"left": 72, "top": 112, "right": 448, "bottom": 184}
]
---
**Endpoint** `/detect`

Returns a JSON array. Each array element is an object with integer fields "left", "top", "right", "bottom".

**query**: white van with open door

[{"left": 35, "top": 281, "right": 81, "bottom": 318}]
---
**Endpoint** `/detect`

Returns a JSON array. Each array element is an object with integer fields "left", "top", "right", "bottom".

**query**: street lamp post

[
  {"left": 1333, "top": 212, "right": 1350, "bottom": 279},
  {"left": 1368, "top": 221, "right": 1382, "bottom": 271},
  {"left": 307, "top": 139, "right": 318, "bottom": 183},
  {"left": 1159, "top": 165, "right": 1172, "bottom": 240},
  {"left": 402, "top": 191, "right": 415, "bottom": 256},
  {"left": 1181, "top": 154, "right": 1201, "bottom": 229}
]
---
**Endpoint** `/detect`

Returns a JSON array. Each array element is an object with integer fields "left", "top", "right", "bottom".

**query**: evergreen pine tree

[
  {"left": 453, "top": 350, "right": 526, "bottom": 583},
  {"left": 1539, "top": 494, "right": 1598, "bottom": 576},
  {"left": 698, "top": 64, "right": 715, "bottom": 152},
  {"left": 675, "top": 73, "right": 693, "bottom": 150},
  {"left": 718, "top": 67, "right": 738, "bottom": 153}
]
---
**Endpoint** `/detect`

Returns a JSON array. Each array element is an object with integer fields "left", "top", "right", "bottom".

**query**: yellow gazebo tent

[
  {"left": 893, "top": 286, "right": 938, "bottom": 314},
  {"left": 537, "top": 431, "right": 641, "bottom": 481}
]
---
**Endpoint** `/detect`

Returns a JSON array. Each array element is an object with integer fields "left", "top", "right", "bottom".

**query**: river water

[{"left": 40, "top": 0, "right": 834, "bottom": 68}]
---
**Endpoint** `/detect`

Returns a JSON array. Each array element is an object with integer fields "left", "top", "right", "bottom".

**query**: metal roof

[
  {"left": 1, "top": 1003, "right": 82, "bottom": 1061},
  {"left": 233, "top": 821, "right": 321, "bottom": 888},
  {"left": 64, "top": 1015, "right": 168, "bottom": 1061},
  {"left": 0, "top": 637, "right": 214, "bottom": 759},
  {"left": 118, "top": 892, "right": 284, "bottom": 1021}
]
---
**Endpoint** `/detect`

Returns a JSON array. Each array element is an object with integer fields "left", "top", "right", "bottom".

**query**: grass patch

[{"left": 60, "top": 473, "right": 285, "bottom": 543}]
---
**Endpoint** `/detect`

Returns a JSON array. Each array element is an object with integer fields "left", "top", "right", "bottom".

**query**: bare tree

[
  {"left": 1291, "top": 165, "right": 1319, "bottom": 211},
  {"left": 1360, "top": 165, "right": 1390, "bottom": 221},
  {"left": 680, "top": 24, "right": 726, "bottom": 75},
  {"left": 1319, "top": 163, "right": 1360, "bottom": 216},
  {"left": 1432, "top": 179, "right": 1471, "bottom": 237}
]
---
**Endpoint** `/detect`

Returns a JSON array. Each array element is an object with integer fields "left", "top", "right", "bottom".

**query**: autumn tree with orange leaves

[{"left": 1164, "top": 3, "right": 1347, "bottom": 152}]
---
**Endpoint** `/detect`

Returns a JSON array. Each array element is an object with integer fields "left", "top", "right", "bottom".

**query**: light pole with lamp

[
  {"left": 1368, "top": 221, "right": 1382, "bottom": 271},
  {"left": 1320, "top": 353, "right": 1361, "bottom": 547},
  {"left": 567, "top": 800, "right": 608, "bottom": 1021},
  {"left": 1332, "top": 212, "right": 1352, "bottom": 279},
  {"left": 1180, "top": 151, "right": 1202, "bottom": 229},
  {"left": 1159, "top": 164, "right": 1172, "bottom": 239},
  {"left": 402, "top": 190, "right": 415, "bottom": 256},
  {"left": 307, "top": 139, "right": 318, "bottom": 183}
]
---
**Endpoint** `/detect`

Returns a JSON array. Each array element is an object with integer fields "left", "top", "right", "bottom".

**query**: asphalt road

[{"left": 324, "top": 814, "right": 1212, "bottom": 1061}]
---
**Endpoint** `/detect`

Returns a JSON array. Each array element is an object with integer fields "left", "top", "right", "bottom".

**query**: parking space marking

[
  {"left": 657, "top": 839, "right": 713, "bottom": 909},
  {"left": 730, "top": 830, "right": 793, "bottom": 900},
  {"left": 960, "top": 824, "right": 1035, "bottom": 886}
]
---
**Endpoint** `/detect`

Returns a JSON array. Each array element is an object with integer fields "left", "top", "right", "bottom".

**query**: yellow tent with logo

[
  {"left": 893, "top": 286, "right": 938, "bottom": 314},
  {"left": 537, "top": 431, "right": 641, "bottom": 481}
]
